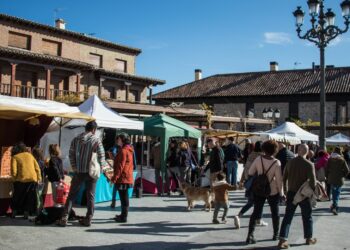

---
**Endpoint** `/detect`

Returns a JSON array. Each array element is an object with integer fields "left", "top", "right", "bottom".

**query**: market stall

[
  {"left": 40, "top": 95, "right": 143, "bottom": 203},
  {"left": 326, "top": 133, "right": 350, "bottom": 145},
  {"left": 129, "top": 114, "right": 202, "bottom": 194},
  {"left": 0, "top": 95, "right": 92, "bottom": 215},
  {"left": 266, "top": 122, "right": 319, "bottom": 142}
]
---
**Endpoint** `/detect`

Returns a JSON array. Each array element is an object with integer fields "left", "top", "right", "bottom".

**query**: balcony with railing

[{"left": 0, "top": 83, "right": 78, "bottom": 102}]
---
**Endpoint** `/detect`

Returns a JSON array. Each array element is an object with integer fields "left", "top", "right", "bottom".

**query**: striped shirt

[{"left": 69, "top": 132, "right": 107, "bottom": 173}]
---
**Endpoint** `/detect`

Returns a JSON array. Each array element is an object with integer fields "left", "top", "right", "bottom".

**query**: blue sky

[{"left": 1, "top": 0, "right": 350, "bottom": 93}]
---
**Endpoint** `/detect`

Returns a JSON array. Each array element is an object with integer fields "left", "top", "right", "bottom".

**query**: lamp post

[{"left": 293, "top": 0, "right": 350, "bottom": 149}]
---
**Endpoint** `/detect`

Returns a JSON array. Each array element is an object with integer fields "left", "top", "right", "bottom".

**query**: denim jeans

[
  {"left": 331, "top": 185, "right": 342, "bottom": 208},
  {"left": 213, "top": 201, "right": 229, "bottom": 220},
  {"left": 248, "top": 194, "right": 280, "bottom": 236},
  {"left": 279, "top": 191, "right": 313, "bottom": 240},
  {"left": 226, "top": 160, "right": 238, "bottom": 185}
]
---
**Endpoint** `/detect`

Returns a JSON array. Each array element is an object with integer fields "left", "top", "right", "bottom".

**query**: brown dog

[{"left": 179, "top": 182, "right": 213, "bottom": 212}]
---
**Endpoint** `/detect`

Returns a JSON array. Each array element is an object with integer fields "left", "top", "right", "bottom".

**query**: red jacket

[{"left": 112, "top": 145, "right": 134, "bottom": 184}]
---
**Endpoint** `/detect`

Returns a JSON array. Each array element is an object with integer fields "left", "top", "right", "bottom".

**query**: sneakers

[
  {"left": 256, "top": 219, "right": 268, "bottom": 227},
  {"left": 306, "top": 238, "right": 317, "bottom": 245},
  {"left": 221, "top": 219, "right": 227, "bottom": 224},
  {"left": 233, "top": 216, "right": 240, "bottom": 229},
  {"left": 212, "top": 219, "right": 220, "bottom": 224},
  {"left": 278, "top": 239, "right": 289, "bottom": 249}
]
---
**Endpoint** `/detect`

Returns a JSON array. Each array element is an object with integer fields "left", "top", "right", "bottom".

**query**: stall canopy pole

[{"left": 140, "top": 133, "right": 144, "bottom": 194}]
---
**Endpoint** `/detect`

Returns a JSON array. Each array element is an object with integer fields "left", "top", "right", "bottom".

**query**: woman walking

[
  {"left": 112, "top": 133, "right": 134, "bottom": 223},
  {"left": 237, "top": 141, "right": 268, "bottom": 227},
  {"left": 11, "top": 142, "right": 42, "bottom": 219},
  {"left": 246, "top": 140, "right": 283, "bottom": 244}
]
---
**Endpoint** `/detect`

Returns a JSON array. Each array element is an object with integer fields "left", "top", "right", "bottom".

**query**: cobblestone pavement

[{"left": 1, "top": 182, "right": 350, "bottom": 250}]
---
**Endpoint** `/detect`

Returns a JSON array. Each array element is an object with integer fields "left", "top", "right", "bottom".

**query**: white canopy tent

[
  {"left": 47, "top": 95, "right": 143, "bottom": 132},
  {"left": 41, "top": 95, "right": 144, "bottom": 170},
  {"left": 249, "top": 132, "right": 302, "bottom": 145},
  {"left": 326, "top": 133, "right": 350, "bottom": 145},
  {"left": 266, "top": 122, "right": 319, "bottom": 142}
]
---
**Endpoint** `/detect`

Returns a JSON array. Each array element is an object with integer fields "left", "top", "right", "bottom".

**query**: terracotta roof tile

[{"left": 154, "top": 67, "right": 350, "bottom": 99}]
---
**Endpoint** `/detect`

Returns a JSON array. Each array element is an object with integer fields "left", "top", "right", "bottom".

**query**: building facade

[
  {"left": 0, "top": 13, "right": 164, "bottom": 103},
  {"left": 153, "top": 63, "right": 350, "bottom": 131}
]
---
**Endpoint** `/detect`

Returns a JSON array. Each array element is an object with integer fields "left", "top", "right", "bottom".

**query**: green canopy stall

[{"left": 130, "top": 114, "right": 202, "bottom": 194}]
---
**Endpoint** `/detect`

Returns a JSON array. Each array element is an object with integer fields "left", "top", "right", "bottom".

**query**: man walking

[
  {"left": 278, "top": 144, "right": 317, "bottom": 249},
  {"left": 326, "top": 147, "right": 349, "bottom": 215},
  {"left": 58, "top": 121, "right": 107, "bottom": 227},
  {"left": 276, "top": 142, "right": 295, "bottom": 174},
  {"left": 224, "top": 137, "right": 242, "bottom": 185}
]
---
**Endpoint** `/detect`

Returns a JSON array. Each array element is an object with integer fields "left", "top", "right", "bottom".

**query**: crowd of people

[{"left": 7, "top": 122, "right": 350, "bottom": 248}]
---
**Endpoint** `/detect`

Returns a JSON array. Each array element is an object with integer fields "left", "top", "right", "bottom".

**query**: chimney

[
  {"left": 55, "top": 18, "right": 66, "bottom": 30},
  {"left": 270, "top": 61, "right": 279, "bottom": 72},
  {"left": 195, "top": 69, "right": 202, "bottom": 81}
]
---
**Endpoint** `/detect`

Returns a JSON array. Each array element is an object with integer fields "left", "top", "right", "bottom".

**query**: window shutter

[
  {"left": 8, "top": 32, "right": 31, "bottom": 50},
  {"left": 89, "top": 53, "right": 102, "bottom": 67},
  {"left": 42, "top": 39, "right": 61, "bottom": 56},
  {"left": 115, "top": 59, "right": 127, "bottom": 72}
]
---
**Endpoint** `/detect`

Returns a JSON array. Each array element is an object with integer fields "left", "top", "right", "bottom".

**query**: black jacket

[
  {"left": 224, "top": 143, "right": 242, "bottom": 163},
  {"left": 45, "top": 156, "right": 64, "bottom": 182},
  {"left": 167, "top": 148, "right": 178, "bottom": 168},
  {"left": 205, "top": 146, "right": 224, "bottom": 173},
  {"left": 177, "top": 149, "right": 191, "bottom": 168},
  {"left": 276, "top": 148, "right": 295, "bottom": 173}
]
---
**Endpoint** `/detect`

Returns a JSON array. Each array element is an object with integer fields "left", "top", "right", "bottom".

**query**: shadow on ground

[{"left": 57, "top": 241, "right": 278, "bottom": 250}]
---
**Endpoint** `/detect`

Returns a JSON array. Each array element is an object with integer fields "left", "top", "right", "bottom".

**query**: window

[
  {"left": 42, "top": 39, "right": 62, "bottom": 56},
  {"left": 130, "top": 89, "right": 140, "bottom": 102},
  {"left": 337, "top": 103, "right": 347, "bottom": 124},
  {"left": 104, "top": 86, "right": 116, "bottom": 99},
  {"left": 8, "top": 31, "right": 31, "bottom": 50},
  {"left": 89, "top": 53, "right": 103, "bottom": 68},
  {"left": 115, "top": 59, "right": 127, "bottom": 73}
]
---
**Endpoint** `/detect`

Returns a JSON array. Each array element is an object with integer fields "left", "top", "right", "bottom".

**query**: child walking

[
  {"left": 46, "top": 144, "right": 64, "bottom": 204},
  {"left": 212, "top": 172, "right": 239, "bottom": 228}
]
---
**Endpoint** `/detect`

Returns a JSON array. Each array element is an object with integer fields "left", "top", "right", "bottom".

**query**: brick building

[
  {"left": 153, "top": 62, "right": 350, "bottom": 131},
  {"left": 0, "top": 13, "right": 164, "bottom": 103}
]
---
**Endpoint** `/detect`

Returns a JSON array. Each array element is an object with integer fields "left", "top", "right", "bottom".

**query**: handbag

[
  {"left": 89, "top": 152, "right": 100, "bottom": 179},
  {"left": 316, "top": 167, "right": 326, "bottom": 182}
]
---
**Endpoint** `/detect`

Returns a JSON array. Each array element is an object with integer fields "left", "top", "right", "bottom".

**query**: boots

[
  {"left": 115, "top": 207, "right": 128, "bottom": 223},
  {"left": 110, "top": 200, "right": 116, "bottom": 209},
  {"left": 246, "top": 234, "right": 256, "bottom": 244}
]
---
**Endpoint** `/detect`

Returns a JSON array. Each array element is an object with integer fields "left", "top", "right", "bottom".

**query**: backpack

[{"left": 251, "top": 156, "right": 277, "bottom": 198}]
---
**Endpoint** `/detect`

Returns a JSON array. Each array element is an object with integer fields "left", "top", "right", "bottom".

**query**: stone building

[
  {"left": 0, "top": 13, "right": 164, "bottom": 103},
  {"left": 153, "top": 62, "right": 350, "bottom": 131}
]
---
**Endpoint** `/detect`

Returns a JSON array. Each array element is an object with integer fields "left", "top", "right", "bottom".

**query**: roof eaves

[{"left": 0, "top": 13, "right": 142, "bottom": 55}]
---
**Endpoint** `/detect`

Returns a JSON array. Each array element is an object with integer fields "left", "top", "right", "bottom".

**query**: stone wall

[
  {"left": 254, "top": 102, "right": 289, "bottom": 123},
  {"left": 213, "top": 103, "right": 246, "bottom": 117},
  {"left": 299, "top": 102, "right": 336, "bottom": 125}
]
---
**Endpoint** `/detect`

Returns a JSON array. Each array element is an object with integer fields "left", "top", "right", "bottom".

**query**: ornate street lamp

[
  {"left": 262, "top": 108, "right": 268, "bottom": 119},
  {"left": 274, "top": 109, "right": 281, "bottom": 119},
  {"left": 267, "top": 107, "right": 274, "bottom": 119},
  {"left": 248, "top": 109, "right": 255, "bottom": 118},
  {"left": 293, "top": 0, "right": 350, "bottom": 149}
]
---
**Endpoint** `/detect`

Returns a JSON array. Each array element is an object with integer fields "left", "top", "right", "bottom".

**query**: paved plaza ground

[{"left": 1, "top": 182, "right": 350, "bottom": 250}]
